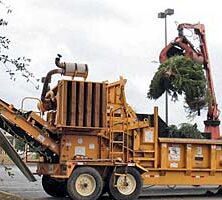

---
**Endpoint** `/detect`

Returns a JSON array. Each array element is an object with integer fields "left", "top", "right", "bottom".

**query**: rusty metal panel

[
  {"left": 100, "top": 83, "right": 107, "bottom": 127},
  {"left": 93, "top": 83, "right": 100, "bottom": 127},
  {"left": 109, "top": 86, "right": 115, "bottom": 104},
  {"left": 56, "top": 80, "right": 106, "bottom": 129},
  {"left": 77, "top": 82, "right": 84, "bottom": 126},
  {"left": 56, "top": 82, "right": 62, "bottom": 125},
  {"left": 70, "top": 81, "right": 76, "bottom": 126},
  {"left": 61, "top": 81, "right": 67, "bottom": 125},
  {"left": 85, "top": 82, "right": 92, "bottom": 127}
]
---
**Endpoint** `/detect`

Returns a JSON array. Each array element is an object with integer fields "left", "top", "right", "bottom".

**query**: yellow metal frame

[
  {"left": 0, "top": 99, "right": 59, "bottom": 155},
  {"left": 1, "top": 76, "right": 222, "bottom": 187}
]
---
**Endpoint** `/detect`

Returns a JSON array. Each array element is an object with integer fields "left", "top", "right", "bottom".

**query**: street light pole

[
  {"left": 164, "top": 16, "right": 168, "bottom": 125},
  {"left": 158, "top": 8, "right": 174, "bottom": 125},
  {"left": 164, "top": 17, "right": 167, "bottom": 46}
]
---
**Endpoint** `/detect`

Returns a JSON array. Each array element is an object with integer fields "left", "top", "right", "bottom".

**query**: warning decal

[{"left": 169, "top": 145, "right": 180, "bottom": 161}]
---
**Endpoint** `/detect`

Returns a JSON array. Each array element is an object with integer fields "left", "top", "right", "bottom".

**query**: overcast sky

[{"left": 1, "top": 0, "right": 222, "bottom": 131}]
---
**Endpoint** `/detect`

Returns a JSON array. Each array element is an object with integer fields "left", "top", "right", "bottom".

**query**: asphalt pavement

[{"left": 0, "top": 165, "right": 222, "bottom": 200}]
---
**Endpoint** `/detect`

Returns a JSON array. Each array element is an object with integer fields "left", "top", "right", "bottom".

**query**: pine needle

[{"left": 147, "top": 56, "right": 207, "bottom": 116}]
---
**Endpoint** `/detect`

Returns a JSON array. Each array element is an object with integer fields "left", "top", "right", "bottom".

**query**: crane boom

[{"left": 159, "top": 23, "right": 220, "bottom": 139}]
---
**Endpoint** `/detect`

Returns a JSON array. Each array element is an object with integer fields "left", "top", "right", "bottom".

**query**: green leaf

[{"left": 148, "top": 56, "right": 207, "bottom": 116}]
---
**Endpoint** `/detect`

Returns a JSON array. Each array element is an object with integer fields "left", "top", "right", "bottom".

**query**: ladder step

[
  {"left": 112, "top": 130, "right": 124, "bottom": 133},
  {"left": 135, "top": 150, "right": 155, "bottom": 153},
  {"left": 110, "top": 151, "right": 124, "bottom": 154},
  {"left": 110, "top": 152, "right": 124, "bottom": 154},
  {"left": 113, "top": 141, "right": 124, "bottom": 144},
  {"left": 114, "top": 173, "right": 127, "bottom": 177},
  {"left": 133, "top": 157, "right": 155, "bottom": 161}
]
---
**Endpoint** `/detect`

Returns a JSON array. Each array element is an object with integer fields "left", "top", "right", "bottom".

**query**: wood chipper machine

[{"left": 0, "top": 23, "right": 222, "bottom": 200}]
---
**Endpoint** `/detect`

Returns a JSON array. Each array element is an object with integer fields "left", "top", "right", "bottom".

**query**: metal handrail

[{"left": 20, "top": 97, "right": 41, "bottom": 116}]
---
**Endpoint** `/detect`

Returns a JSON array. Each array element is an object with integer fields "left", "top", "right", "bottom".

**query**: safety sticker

[
  {"left": 89, "top": 143, "right": 95, "bottom": 150},
  {"left": 75, "top": 146, "right": 86, "bottom": 156},
  {"left": 194, "top": 146, "right": 204, "bottom": 161},
  {"left": 37, "top": 134, "right": 45, "bottom": 143},
  {"left": 170, "top": 162, "right": 178, "bottom": 168},
  {"left": 144, "top": 130, "right": 153, "bottom": 143},
  {"left": 195, "top": 146, "right": 203, "bottom": 156},
  {"left": 169, "top": 145, "right": 180, "bottom": 161},
  {"left": 77, "top": 138, "right": 83, "bottom": 144},
  {"left": 216, "top": 145, "right": 222, "bottom": 150}
]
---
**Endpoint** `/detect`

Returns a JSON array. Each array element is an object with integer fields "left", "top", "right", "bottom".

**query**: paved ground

[
  {"left": 0, "top": 165, "right": 222, "bottom": 200},
  {"left": 0, "top": 191, "right": 27, "bottom": 200}
]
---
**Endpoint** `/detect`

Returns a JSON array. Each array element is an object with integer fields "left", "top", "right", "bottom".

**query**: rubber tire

[
  {"left": 108, "top": 167, "right": 142, "bottom": 200},
  {"left": 67, "top": 167, "right": 103, "bottom": 200},
  {"left": 42, "top": 175, "right": 67, "bottom": 197}
]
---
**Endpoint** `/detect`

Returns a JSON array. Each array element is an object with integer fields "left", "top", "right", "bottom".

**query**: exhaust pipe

[
  {"left": 55, "top": 54, "right": 88, "bottom": 78},
  {"left": 41, "top": 54, "right": 88, "bottom": 101}
]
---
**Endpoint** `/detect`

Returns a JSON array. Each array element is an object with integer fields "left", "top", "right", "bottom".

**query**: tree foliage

[
  {"left": 147, "top": 56, "right": 207, "bottom": 117},
  {"left": 0, "top": 1, "right": 39, "bottom": 89},
  {"left": 15, "top": 138, "right": 25, "bottom": 151},
  {"left": 168, "top": 123, "right": 203, "bottom": 139}
]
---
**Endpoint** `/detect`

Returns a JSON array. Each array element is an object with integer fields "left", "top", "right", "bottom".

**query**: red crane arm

[
  {"left": 177, "top": 23, "right": 219, "bottom": 121},
  {"left": 159, "top": 22, "right": 220, "bottom": 138},
  {"left": 160, "top": 23, "right": 219, "bottom": 121}
]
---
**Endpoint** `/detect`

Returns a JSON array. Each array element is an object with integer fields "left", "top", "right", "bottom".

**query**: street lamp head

[
  {"left": 158, "top": 9, "right": 174, "bottom": 18},
  {"left": 165, "top": 8, "right": 174, "bottom": 16},
  {"left": 158, "top": 12, "right": 166, "bottom": 18}
]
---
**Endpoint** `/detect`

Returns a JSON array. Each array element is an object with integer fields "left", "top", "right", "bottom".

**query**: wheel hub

[
  {"left": 75, "top": 174, "right": 96, "bottom": 196},
  {"left": 116, "top": 174, "right": 136, "bottom": 195}
]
